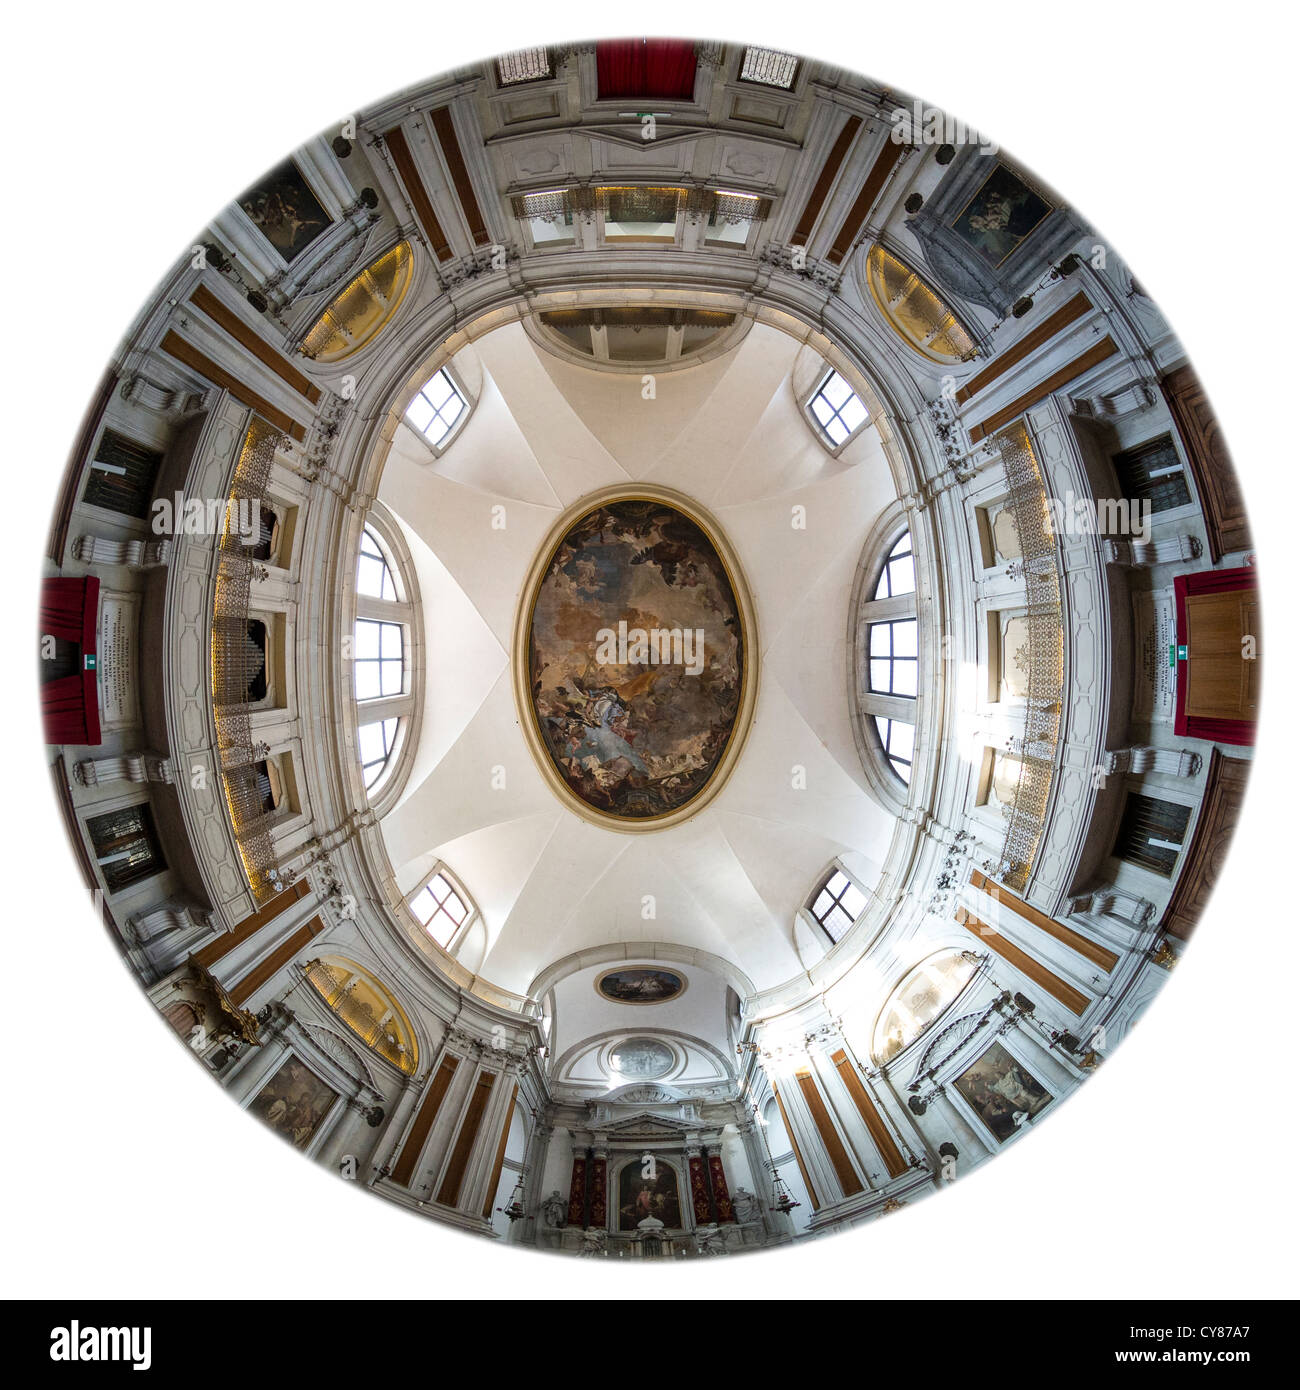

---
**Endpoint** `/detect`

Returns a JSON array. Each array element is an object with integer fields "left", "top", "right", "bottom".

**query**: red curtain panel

[
  {"left": 596, "top": 40, "right": 697, "bottom": 102},
  {"left": 1173, "top": 565, "right": 1257, "bottom": 746},
  {"left": 39, "top": 576, "right": 101, "bottom": 746}
]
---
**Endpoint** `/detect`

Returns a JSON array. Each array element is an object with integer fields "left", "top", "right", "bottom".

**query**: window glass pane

[
  {"left": 894, "top": 662, "right": 918, "bottom": 697},
  {"left": 354, "top": 620, "right": 379, "bottom": 658},
  {"left": 821, "top": 372, "right": 852, "bottom": 409},
  {"left": 405, "top": 394, "right": 435, "bottom": 433},
  {"left": 888, "top": 554, "right": 915, "bottom": 595},
  {"left": 894, "top": 620, "right": 917, "bottom": 656},
  {"left": 890, "top": 721, "right": 915, "bottom": 761},
  {"left": 825, "top": 416, "right": 849, "bottom": 445},
  {"left": 839, "top": 394, "right": 868, "bottom": 432},
  {"left": 842, "top": 882, "right": 868, "bottom": 918},
  {"left": 411, "top": 888, "right": 436, "bottom": 924},
  {"left": 354, "top": 663, "right": 381, "bottom": 700},
  {"left": 812, "top": 890, "right": 835, "bottom": 920},
  {"left": 357, "top": 554, "right": 387, "bottom": 597},
  {"left": 381, "top": 623, "right": 403, "bottom": 659},
  {"left": 445, "top": 892, "right": 467, "bottom": 923},
  {"left": 425, "top": 370, "right": 457, "bottom": 409},
  {"left": 826, "top": 870, "right": 849, "bottom": 897},
  {"left": 358, "top": 721, "right": 387, "bottom": 764}
]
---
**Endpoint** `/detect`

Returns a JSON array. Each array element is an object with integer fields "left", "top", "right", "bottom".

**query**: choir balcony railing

[
  {"left": 994, "top": 423, "right": 1065, "bottom": 893},
  {"left": 211, "top": 416, "right": 289, "bottom": 903}
]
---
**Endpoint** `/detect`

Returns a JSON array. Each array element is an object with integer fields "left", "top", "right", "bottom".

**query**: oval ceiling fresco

[
  {"left": 520, "top": 490, "right": 755, "bottom": 827},
  {"left": 596, "top": 968, "right": 688, "bottom": 1005}
]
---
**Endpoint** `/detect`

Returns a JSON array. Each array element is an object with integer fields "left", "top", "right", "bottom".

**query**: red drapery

[
  {"left": 589, "top": 1156, "right": 607, "bottom": 1228},
  {"left": 40, "top": 577, "right": 101, "bottom": 746},
  {"left": 566, "top": 1154, "right": 587, "bottom": 1227},
  {"left": 596, "top": 40, "right": 698, "bottom": 102},
  {"left": 707, "top": 1152, "right": 735, "bottom": 1222},
  {"left": 688, "top": 1153, "right": 712, "bottom": 1223},
  {"left": 1173, "top": 565, "right": 1257, "bottom": 746}
]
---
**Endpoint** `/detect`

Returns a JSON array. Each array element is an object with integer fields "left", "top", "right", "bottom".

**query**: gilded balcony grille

[
  {"left": 303, "top": 959, "right": 416, "bottom": 1074},
  {"left": 995, "top": 423, "right": 1064, "bottom": 893}
]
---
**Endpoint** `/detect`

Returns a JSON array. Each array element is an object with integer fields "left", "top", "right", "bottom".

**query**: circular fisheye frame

[{"left": 41, "top": 37, "right": 1258, "bottom": 1260}]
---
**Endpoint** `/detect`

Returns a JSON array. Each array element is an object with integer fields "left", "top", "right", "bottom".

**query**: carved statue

[
  {"left": 579, "top": 1226, "right": 607, "bottom": 1256},
  {"left": 695, "top": 1223, "right": 725, "bottom": 1256},
  {"left": 540, "top": 1189, "right": 567, "bottom": 1228},
  {"left": 731, "top": 1186, "right": 761, "bottom": 1223}
]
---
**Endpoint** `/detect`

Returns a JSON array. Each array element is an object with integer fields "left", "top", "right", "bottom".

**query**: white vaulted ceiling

[{"left": 375, "top": 318, "right": 901, "bottom": 1000}]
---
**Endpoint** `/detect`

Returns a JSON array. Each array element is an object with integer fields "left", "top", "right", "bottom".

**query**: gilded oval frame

[{"left": 512, "top": 484, "right": 759, "bottom": 833}]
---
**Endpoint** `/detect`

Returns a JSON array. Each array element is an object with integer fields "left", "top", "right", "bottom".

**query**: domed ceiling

[
  {"left": 40, "top": 32, "right": 1259, "bottom": 1269},
  {"left": 374, "top": 319, "right": 900, "bottom": 996}
]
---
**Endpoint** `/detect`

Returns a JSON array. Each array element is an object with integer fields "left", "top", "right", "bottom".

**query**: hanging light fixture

[
  {"left": 497, "top": 1169, "right": 527, "bottom": 1223},
  {"left": 752, "top": 1102, "right": 801, "bottom": 1216}
]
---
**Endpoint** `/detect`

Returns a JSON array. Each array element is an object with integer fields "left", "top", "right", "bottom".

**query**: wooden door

[{"left": 1184, "top": 591, "right": 1259, "bottom": 720}]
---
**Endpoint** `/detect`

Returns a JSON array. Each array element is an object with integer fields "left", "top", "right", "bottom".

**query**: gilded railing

[
  {"left": 995, "top": 423, "right": 1064, "bottom": 892},
  {"left": 211, "top": 417, "right": 286, "bottom": 903}
]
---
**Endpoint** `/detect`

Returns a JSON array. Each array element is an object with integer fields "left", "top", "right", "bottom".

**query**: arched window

[
  {"left": 404, "top": 366, "right": 469, "bottom": 451},
  {"left": 872, "top": 950, "right": 978, "bottom": 1064},
  {"left": 407, "top": 865, "right": 478, "bottom": 952},
  {"left": 350, "top": 507, "right": 421, "bottom": 807},
  {"left": 806, "top": 863, "right": 870, "bottom": 945},
  {"left": 806, "top": 367, "right": 868, "bottom": 448},
  {"left": 303, "top": 957, "right": 419, "bottom": 1075},
  {"left": 852, "top": 520, "right": 924, "bottom": 804}
]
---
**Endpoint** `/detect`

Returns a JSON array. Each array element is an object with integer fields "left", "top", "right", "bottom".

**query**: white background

[{"left": 3, "top": 0, "right": 1296, "bottom": 1302}]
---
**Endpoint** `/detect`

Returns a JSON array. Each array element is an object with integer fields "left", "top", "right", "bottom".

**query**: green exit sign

[{"left": 83, "top": 654, "right": 97, "bottom": 671}]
